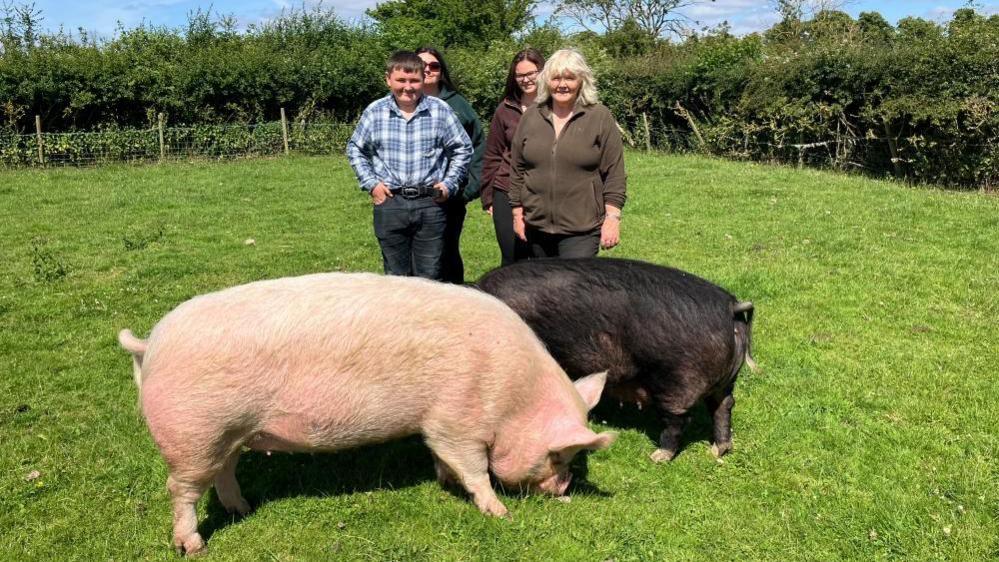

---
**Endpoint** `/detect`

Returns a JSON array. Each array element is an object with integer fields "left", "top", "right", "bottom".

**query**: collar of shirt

[
  {"left": 538, "top": 101, "right": 589, "bottom": 122},
  {"left": 502, "top": 97, "right": 524, "bottom": 114},
  {"left": 387, "top": 93, "right": 432, "bottom": 119}
]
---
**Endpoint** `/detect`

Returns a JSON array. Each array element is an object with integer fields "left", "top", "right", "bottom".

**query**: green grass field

[{"left": 1, "top": 153, "right": 996, "bottom": 560}]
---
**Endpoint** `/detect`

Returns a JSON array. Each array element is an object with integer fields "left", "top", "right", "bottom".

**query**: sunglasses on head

[{"left": 425, "top": 62, "right": 441, "bottom": 71}]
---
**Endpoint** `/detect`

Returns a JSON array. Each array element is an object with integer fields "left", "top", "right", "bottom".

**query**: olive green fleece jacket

[
  {"left": 439, "top": 85, "right": 485, "bottom": 203},
  {"left": 508, "top": 102, "right": 627, "bottom": 235}
]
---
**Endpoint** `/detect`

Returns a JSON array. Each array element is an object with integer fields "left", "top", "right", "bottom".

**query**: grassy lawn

[{"left": 1, "top": 153, "right": 996, "bottom": 560}]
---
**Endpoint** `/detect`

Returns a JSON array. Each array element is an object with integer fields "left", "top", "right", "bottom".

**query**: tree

[
  {"left": 857, "top": 11, "right": 893, "bottom": 43},
  {"left": 1, "top": 1, "right": 43, "bottom": 52},
  {"left": 770, "top": 0, "right": 853, "bottom": 21},
  {"left": 366, "top": 0, "right": 536, "bottom": 49},
  {"left": 554, "top": 0, "right": 716, "bottom": 39}
]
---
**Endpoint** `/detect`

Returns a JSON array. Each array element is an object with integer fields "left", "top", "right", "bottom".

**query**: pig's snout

[{"left": 536, "top": 470, "right": 573, "bottom": 496}]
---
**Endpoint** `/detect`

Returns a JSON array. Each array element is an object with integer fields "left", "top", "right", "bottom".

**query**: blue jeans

[{"left": 372, "top": 195, "right": 447, "bottom": 279}]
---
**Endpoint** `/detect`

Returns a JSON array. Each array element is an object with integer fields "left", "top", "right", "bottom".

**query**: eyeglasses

[
  {"left": 515, "top": 70, "right": 539, "bottom": 82},
  {"left": 424, "top": 62, "right": 441, "bottom": 72}
]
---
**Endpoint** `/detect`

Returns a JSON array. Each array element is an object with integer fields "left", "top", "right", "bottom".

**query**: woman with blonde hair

[{"left": 508, "top": 48, "right": 626, "bottom": 258}]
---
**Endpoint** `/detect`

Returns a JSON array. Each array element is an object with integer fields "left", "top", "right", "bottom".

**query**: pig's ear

[
  {"left": 573, "top": 371, "right": 607, "bottom": 411},
  {"left": 550, "top": 427, "right": 617, "bottom": 455},
  {"left": 582, "top": 430, "right": 617, "bottom": 451}
]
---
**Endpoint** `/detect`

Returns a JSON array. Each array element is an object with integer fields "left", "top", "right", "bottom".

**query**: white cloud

[
  {"left": 678, "top": 0, "right": 778, "bottom": 34},
  {"left": 928, "top": 2, "right": 999, "bottom": 18},
  {"left": 685, "top": 0, "right": 764, "bottom": 19},
  {"left": 268, "top": 0, "right": 379, "bottom": 22}
]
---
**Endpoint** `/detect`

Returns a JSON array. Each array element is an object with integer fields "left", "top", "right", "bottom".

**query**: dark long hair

[
  {"left": 415, "top": 46, "right": 458, "bottom": 93},
  {"left": 502, "top": 48, "right": 546, "bottom": 104}
]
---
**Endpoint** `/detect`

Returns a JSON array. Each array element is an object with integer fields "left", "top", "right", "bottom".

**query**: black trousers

[
  {"left": 527, "top": 226, "right": 601, "bottom": 259},
  {"left": 491, "top": 190, "right": 531, "bottom": 266},
  {"left": 372, "top": 195, "right": 446, "bottom": 279},
  {"left": 440, "top": 198, "right": 467, "bottom": 284}
]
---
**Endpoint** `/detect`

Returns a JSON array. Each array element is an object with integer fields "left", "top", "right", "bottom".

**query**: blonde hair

[{"left": 536, "top": 48, "right": 599, "bottom": 107}]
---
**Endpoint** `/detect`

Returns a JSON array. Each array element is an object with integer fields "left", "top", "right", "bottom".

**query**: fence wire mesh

[
  {"left": 0, "top": 121, "right": 354, "bottom": 167},
  {"left": 2, "top": 117, "right": 994, "bottom": 189}
]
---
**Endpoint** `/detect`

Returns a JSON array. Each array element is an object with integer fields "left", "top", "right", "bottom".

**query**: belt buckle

[{"left": 401, "top": 186, "right": 420, "bottom": 198}]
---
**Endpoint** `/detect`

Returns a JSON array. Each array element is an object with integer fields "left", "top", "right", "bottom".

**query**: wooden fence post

[
  {"left": 642, "top": 112, "right": 652, "bottom": 152},
  {"left": 280, "top": 107, "right": 290, "bottom": 155},
  {"left": 158, "top": 113, "right": 165, "bottom": 161},
  {"left": 883, "top": 121, "right": 902, "bottom": 178},
  {"left": 797, "top": 133, "right": 804, "bottom": 169},
  {"left": 674, "top": 102, "right": 705, "bottom": 150},
  {"left": 35, "top": 115, "right": 44, "bottom": 164}
]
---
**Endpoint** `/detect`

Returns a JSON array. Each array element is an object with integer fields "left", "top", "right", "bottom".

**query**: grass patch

[{"left": 1, "top": 154, "right": 996, "bottom": 560}]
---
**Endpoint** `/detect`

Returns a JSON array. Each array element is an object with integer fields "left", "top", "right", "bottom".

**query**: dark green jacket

[
  {"left": 509, "top": 102, "right": 627, "bottom": 235},
  {"left": 439, "top": 85, "right": 484, "bottom": 202}
]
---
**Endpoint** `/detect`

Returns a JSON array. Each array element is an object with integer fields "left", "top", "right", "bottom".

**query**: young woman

[
  {"left": 508, "top": 48, "right": 627, "bottom": 258},
  {"left": 416, "top": 47, "right": 484, "bottom": 284},
  {"left": 481, "top": 48, "right": 545, "bottom": 266}
]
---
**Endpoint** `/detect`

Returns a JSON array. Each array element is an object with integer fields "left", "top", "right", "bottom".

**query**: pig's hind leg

[
  {"left": 705, "top": 387, "right": 735, "bottom": 458},
  {"left": 167, "top": 474, "right": 211, "bottom": 556},
  {"left": 161, "top": 442, "right": 245, "bottom": 555},
  {"left": 649, "top": 411, "right": 689, "bottom": 463},
  {"left": 214, "top": 450, "right": 251, "bottom": 516},
  {"left": 648, "top": 367, "right": 710, "bottom": 463},
  {"left": 426, "top": 438, "right": 509, "bottom": 517}
]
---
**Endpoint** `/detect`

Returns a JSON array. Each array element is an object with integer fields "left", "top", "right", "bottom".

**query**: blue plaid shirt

[{"left": 346, "top": 94, "right": 473, "bottom": 197}]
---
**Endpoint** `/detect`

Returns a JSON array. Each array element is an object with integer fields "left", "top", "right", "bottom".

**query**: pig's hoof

[
  {"left": 175, "top": 533, "right": 206, "bottom": 557},
  {"left": 649, "top": 448, "right": 676, "bottom": 463},
  {"left": 224, "top": 497, "right": 252, "bottom": 517},
  {"left": 711, "top": 442, "right": 732, "bottom": 458},
  {"left": 480, "top": 499, "right": 510, "bottom": 518}
]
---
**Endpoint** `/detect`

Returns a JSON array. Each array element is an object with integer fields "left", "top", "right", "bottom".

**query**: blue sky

[{"left": 23, "top": 0, "right": 999, "bottom": 39}]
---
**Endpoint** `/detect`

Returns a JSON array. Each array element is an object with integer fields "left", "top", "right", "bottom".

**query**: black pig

[{"left": 477, "top": 257, "right": 756, "bottom": 462}]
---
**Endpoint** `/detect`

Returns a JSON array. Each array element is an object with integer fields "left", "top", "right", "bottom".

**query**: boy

[{"left": 346, "top": 50, "right": 472, "bottom": 279}]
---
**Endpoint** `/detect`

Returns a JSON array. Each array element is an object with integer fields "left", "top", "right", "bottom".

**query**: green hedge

[{"left": 1, "top": 7, "right": 995, "bottom": 188}]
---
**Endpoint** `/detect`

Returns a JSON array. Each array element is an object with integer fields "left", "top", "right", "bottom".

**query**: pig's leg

[
  {"left": 706, "top": 389, "right": 735, "bottom": 458},
  {"left": 427, "top": 439, "right": 508, "bottom": 517},
  {"left": 214, "top": 451, "right": 251, "bottom": 516},
  {"left": 649, "top": 411, "right": 689, "bottom": 463},
  {"left": 167, "top": 474, "right": 210, "bottom": 556},
  {"left": 431, "top": 452, "right": 460, "bottom": 490}
]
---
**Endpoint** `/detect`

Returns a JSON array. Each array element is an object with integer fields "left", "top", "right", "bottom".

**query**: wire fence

[
  {"left": 0, "top": 117, "right": 354, "bottom": 168},
  {"left": 617, "top": 117, "right": 997, "bottom": 190},
  {"left": 2, "top": 111, "right": 994, "bottom": 189}
]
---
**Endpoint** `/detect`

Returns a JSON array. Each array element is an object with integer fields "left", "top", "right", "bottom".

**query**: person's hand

[
  {"left": 433, "top": 182, "right": 449, "bottom": 203},
  {"left": 512, "top": 207, "right": 527, "bottom": 242},
  {"left": 600, "top": 214, "right": 620, "bottom": 249},
  {"left": 485, "top": 205, "right": 493, "bottom": 216},
  {"left": 371, "top": 183, "right": 392, "bottom": 205}
]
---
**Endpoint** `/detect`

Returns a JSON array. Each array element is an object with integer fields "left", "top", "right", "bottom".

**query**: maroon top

[{"left": 480, "top": 98, "right": 523, "bottom": 210}]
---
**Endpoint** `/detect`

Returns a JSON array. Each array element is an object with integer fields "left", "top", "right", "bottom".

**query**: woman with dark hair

[
  {"left": 416, "top": 47, "right": 484, "bottom": 284},
  {"left": 480, "top": 48, "right": 545, "bottom": 265}
]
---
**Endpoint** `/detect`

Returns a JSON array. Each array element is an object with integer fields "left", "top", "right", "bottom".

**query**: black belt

[{"left": 391, "top": 185, "right": 439, "bottom": 199}]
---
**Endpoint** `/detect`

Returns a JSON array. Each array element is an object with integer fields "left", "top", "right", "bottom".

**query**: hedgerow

[{"left": 0, "top": 5, "right": 995, "bottom": 188}]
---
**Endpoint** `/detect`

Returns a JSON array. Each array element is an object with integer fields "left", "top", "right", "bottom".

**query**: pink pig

[{"left": 118, "top": 272, "right": 615, "bottom": 556}]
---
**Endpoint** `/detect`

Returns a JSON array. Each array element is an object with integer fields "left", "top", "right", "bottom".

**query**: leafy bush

[
  {"left": 0, "top": 5, "right": 995, "bottom": 188},
  {"left": 602, "top": 10, "right": 998, "bottom": 188}
]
